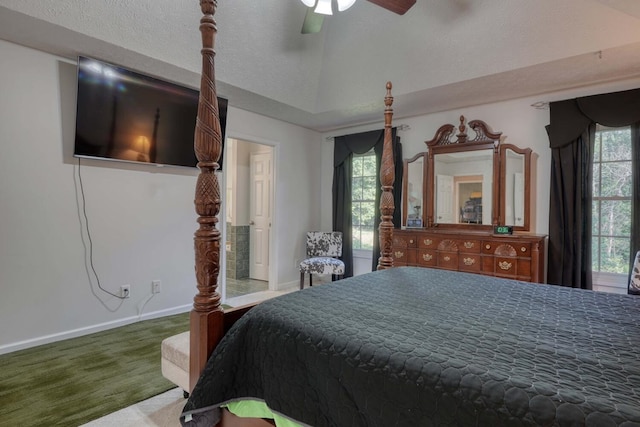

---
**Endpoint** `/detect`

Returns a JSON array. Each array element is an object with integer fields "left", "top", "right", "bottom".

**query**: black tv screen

[{"left": 74, "top": 56, "right": 228, "bottom": 169}]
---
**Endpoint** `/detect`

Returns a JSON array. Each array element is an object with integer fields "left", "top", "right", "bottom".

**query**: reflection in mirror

[
  {"left": 433, "top": 150, "right": 493, "bottom": 225},
  {"left": 403, "top": 154, "right": 425, "bottom": 227},
  {"left": 504, "top": 148, "right": 525, "bottom": 227}
]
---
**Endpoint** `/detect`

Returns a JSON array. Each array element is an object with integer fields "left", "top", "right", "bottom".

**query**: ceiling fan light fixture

[
  {"left": 314, "top": 0, "right": 333, "bottom": 15},
  {"left": 300, "top": 0, "right": 316, "bottom": 6},
  {"left": 337, "top": 0, "right": 357, "bottom": 11}
]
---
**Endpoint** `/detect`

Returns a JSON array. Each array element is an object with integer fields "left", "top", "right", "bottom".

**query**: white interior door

[
  {"left": 250, "top": 152, "right": 272, "bottom": 281},
  {"left": 436, "top": 174, "right": 454, "bottom": 223}
]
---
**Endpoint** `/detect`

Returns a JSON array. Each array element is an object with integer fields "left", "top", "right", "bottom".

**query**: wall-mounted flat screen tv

[{"left": 74, "top": 56, "right": 228, "bottom": 169}]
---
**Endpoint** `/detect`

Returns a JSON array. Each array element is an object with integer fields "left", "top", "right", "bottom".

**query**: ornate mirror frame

[
  {"left": 402, "top": 153, "right": 426, "bottom": 227},
  {"left": 424, "top": 116, "right": 501, "bottom": 230},
  {"left": 402, "top": 115, "right": 536, "bottom": 233},
  {"left": 499, "top": 143, "right": 533, "bottom": 232}
]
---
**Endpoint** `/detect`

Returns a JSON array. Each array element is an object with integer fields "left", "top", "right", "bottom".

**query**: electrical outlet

[
  {"left": 120, "top": 284, "right": 130, "bottom": 298},
  {"left": 152, "top": 280, "right": 161, "bottom": 294}
]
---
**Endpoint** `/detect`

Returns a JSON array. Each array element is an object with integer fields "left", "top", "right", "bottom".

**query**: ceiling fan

[{"left": 301, "top": 0, "right": 417, "bottom": 34}]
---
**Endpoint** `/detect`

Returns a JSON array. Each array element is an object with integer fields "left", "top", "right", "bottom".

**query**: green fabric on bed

[{"left": 225, "top": 400, "right": 304, "bottom": 427}]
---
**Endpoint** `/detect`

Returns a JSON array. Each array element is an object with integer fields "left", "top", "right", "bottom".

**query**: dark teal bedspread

[{"left": 182, "top": 267, "right": 640, "bottom": 426}]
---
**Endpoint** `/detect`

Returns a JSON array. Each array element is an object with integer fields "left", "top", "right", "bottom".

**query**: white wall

[
  {"left": 0, "top": 40, "right": 322, "bottom": 353},
  {"left": 320, "top": 77, "right": 640, "bottom": 276},
  {"left": 228, "top": 139, "right": 272, "bottom": 228},
  {"left": 225, "top": 138, "right": 254, "bottom": 227},
  {"left": 234, "top": 140, "right": 252, "bottom": 226}
]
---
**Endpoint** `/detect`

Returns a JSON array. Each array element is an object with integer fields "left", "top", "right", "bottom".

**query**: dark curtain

[
  {"left": 332, "top": 128, "right": 400, "bottom": 277},
  {"left": 547, "top": 88, "right": 640, "bottom": 290},
  {"left": 547, "top": 122, "right": 594, "bottom": 289}
]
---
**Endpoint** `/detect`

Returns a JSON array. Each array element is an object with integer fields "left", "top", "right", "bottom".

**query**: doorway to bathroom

[{"left": 224, "top": 138, "right": 273, "bottom": 299}]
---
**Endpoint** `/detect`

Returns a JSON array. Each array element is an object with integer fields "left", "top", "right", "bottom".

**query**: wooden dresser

[{"left": 392, "top": 229, "right": 547, "bottom": 283}]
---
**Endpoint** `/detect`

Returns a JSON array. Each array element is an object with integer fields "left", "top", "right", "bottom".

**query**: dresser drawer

[
  {"left": 417, "top": 249, "right": 437, "bottom": 267},
  {"left": 438, "top": 252, "right": 458, "bottom": 270},
  {"left": 514, "top": 243, "right": 531, "bottom": 256},
  {"left": 458, "top": 239, "right": 481, "bottom": 253},
  {"left": 437, "top": 239, "right": 459, "bottom": 252},
  {"left": 393, "top": 248, "right": 416, "bottom": 265},
  {"left": 459, "top": 254, "right": 481, "bottom": 272},
  {"left": 418, "top": 236, "right": 439, "bottom": 249},
  {"left": 393, "top": 234, "right": 418, "bottom": 248},
  {"left": 483, "top": 240, "right": 532, "bottom": 256},
  {"left": 494, "top": 257, "right": 517, "bottom": 276}
]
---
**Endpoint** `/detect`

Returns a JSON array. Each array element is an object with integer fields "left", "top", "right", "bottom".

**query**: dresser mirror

[
  {"left": 402, "top": 116, "right": 535, "bottom": 232},
  {"left": 433, "top": 149, "right": 495, "bottom": 226},
  {"left": 500, "top": 144, "right": 533, "bottom": 231},
  {"left": 402, "top": 153, "right": 426, "bottom": 227}
]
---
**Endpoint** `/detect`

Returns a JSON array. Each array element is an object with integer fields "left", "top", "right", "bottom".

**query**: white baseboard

[
  {"left": 1, "top": 280, "right": 303, "bottom": 355},
  {"left": 0, "top": 304, "right": 192, "bottom": 356}
]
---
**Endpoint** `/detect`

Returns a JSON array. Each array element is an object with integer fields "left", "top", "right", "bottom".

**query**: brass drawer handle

[
  {"left": 444, "top": 256, "right": 451, "bottom": 262},
  {"left": 424, "top": 239, "right": 433, "bottom": 246},
  {"left": 464, "top": 241, "right": 475, "bottom": 249},
  {"left": 394, "top": 251, "right": 404, "bottom": 259},
  {"left": 485, "top": 244, "right": 491, "bottom": 250},
  {"left": 499, "top": 261, "right": 512, "bottom": 270},
  {"left": 423, "top": 253, "right": 433, "bottom": 261},
  {"left": 463, "top": 257, "right": 475, "bottom": 266}
]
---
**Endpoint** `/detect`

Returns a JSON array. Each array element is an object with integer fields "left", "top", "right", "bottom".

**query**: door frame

[{"left": 221, "top": 133, "right": 278, "bottom": 298}]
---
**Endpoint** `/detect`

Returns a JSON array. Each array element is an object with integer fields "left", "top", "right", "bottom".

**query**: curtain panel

[
  {"left": 332, "top": 128, "right": 401, "bottom": 277},
  {"left": 547, "top": 88, "right": 640, "bottom": 291},
  {"left": 547, "top": 123, "right": 594, "bottom": 290}
]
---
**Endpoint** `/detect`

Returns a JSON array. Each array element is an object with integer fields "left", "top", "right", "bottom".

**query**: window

[
  {"left": 592, "top": 125, "right": 632, "bottom": 277},
  {"left": 352, "top": 151, "right": 377, "bottom": 250}
]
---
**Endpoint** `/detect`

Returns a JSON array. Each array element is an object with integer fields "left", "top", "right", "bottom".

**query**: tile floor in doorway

[{"left": 225, "top": 277, "right": 269, "bottom": 298}]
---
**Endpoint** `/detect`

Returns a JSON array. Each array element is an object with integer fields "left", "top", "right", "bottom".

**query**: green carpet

[{"left": 0, "top": 312, "right": 189, "bottom": 426}]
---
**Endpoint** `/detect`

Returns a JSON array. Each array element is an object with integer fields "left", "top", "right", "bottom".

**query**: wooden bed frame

[
  {"left": 184, "top": 9, "right": 640, "bottom": 424},
  {"left": 188, "top": 0, "right": 396, "bottom": 394}
]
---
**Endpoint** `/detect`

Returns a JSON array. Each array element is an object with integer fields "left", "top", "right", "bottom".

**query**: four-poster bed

[
  {"left": 186, "top": 0, "right": 400, "bottom": 393},
  {"left": 182, "top": 1, "right": 640, "bottom": 426}
]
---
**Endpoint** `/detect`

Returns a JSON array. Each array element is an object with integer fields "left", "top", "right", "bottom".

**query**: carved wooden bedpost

[
  {"left": 190, "top": 0, "right": 224, "bottom": 393},
  {"left": 377, "top": 82, "right": 395, "bottom": 270}
]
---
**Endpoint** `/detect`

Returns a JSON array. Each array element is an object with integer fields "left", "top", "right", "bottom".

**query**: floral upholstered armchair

[{"left": 299, "top": 231, "right": 345, "bottom": 289}]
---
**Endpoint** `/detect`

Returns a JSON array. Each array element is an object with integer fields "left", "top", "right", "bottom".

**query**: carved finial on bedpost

[
  {"left": 377, "top": 82, "right": 395, "bottom": 270},
  {"left": 190, "top": 0, "right": 224, "bottom": 394}
]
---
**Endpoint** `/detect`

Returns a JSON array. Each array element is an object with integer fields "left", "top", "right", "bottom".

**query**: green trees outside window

[
  {"left": 352, "top": 152, "right": 377, "bottom": 250},
  {"left": 592, "top": 126, "right": 632, "bottom": 274}
]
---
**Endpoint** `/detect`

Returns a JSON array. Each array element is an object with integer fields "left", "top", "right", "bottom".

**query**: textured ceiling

[{"left": 1, "top": 0, "right": 640, "bottom": 131}]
